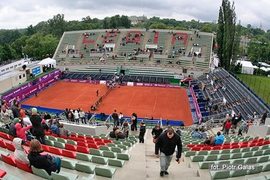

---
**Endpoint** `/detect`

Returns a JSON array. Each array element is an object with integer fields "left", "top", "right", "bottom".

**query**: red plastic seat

[
  {"left": 263, "top": 140, "right": 270, "bottom": 145},
  {"left": 7, "top": 134, "right": 14, "bottom": 141},
  {"left": 0, "top": 132, "right": 9, "bottom": 140},
  {"left": 222, "top": 145, "right": 231, "bottom": 149},
  {"left": 231, "top": 142, "right": 239, "bottom": 146},
  {"left": 0, "top": 169, "right": 6, "bottom": 178},
  {"left": 5, "top": 142, "right": 15, "bottom": 152},
  {"left": 0, "top": 139, "right": 6, "bottom": 148},
  {"left": 103, "top": 139, "right": 112, "bottom": 143},
  {"left": 96, "top": 141, "right": 105, "bottom": 146},
  {"left": 15, "top": 159, "right": 32, "bottom": 173},
  {"left": 69, "top": 137, "right": 77, "bottom": 141},
  {"left": 249, "top": 143, "right": 257, "bottom": 147},
  {"left": 257, "top": 142, "right": 263, "bottom": 146},
  {"left": 240, "top": 144, "right": 248, "bottom": 148},
  {"left": 62, "top": 149, "right": 76, "bottom": 158},
  {"left": 65, "top": 144, "right": 77, "bottom": 151},
  {"left": 60, "top": 135, "right": 68, "bottom": 139},
  {"left": 75, "top": 138, "right": 85, "bottom": 142},
  {"left": 86, "top": 140, "right": 95, "bottom": 144},
  {"left": 191, "top": 147, "right": 201, "bottom": 151},
  {"left": 48, "top": 147, "right": 62, "bottom": 155},
  {"left": 86, "top": 137, "right": 94, "bottom": 141},
  {"left": 77, "top": 135, "right": 85, "bottom": 139},
  {"left": 77, "top": 141, "right": 87, "bottom": 147},
  {"left": 77, "top": 146, "right": 89, "bottom": 153},
  {"left": 187, "top": 144, "right": 195, "bottom": 148},
  {"left": 212, "top": 146, "right": 221, "bottom": 150},
  {"left": 41, "top": 144, "right": 50, "bottom": 152},
  {"left": 94, "top": 138, "right": 103, "bottom": 142},
  {"left": 195, "top": 144, "right": 204, "bottom": 147},
  {"left": 201, "top": 146, "right": 212, "bottom": 150},
  {"left": 87, "top": 143, "right": 99, "bottom": 149},
  {"left": 231, "top": 145, "right": 239, "bottom": 149},
  {"left": 51, "top": 133, "right": 59, "bottom": 137},
  {"left": 1, "top": 154, "right": 16, "bottom": 167}
]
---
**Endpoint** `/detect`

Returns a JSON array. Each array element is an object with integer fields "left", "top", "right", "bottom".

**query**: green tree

[
  {"left": 47, "top": 14, "right": 66, "bottom": 37},
  {"left": 149, "top": 22, "right": 167, "bottom": 29},
  {"left": 24, "top": 33, "right": 58, "bottom": 59},
  {"left": 0, "top": 44, "right": 16, "bottom": 61},
  {"left": 217, "top": 0, "right": 236, "bottom": 70}
]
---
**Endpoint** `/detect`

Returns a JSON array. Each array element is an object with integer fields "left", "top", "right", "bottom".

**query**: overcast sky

[{"left": 0, "top": 0, "right": 269, "bottom": 30}]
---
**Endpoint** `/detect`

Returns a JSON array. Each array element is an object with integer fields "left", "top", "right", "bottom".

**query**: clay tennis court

[{"left": 23, "top": 81, "right": 193, "bottom": 125}]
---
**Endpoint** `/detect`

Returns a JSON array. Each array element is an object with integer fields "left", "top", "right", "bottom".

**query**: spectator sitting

[
  {"left": 191, "top": 129, "right": 202, "bottom": 139},
  {"left": 13, "top": 138, "right": 29, "bottom": 164},
  {"left": 28, "top": 139, "right": 61, "bottom": 175},
  {"left": 200, "top": 129, "right": 207, "bottom": 139},
  {"left": 109, "top": 127, "right": 118, "bottom": 138},
  {"left": 59, "top": 123, "right": 69, "bottom": 137},
  {"left": 214, "top": 132, "right": 225, "bottom": 145},
  {"left": 15, "top": 122, "right": 32, "bottom": 141},
  {"left": 50, "top": 121, "right": 60, "bottom": 136},
  {"left": 115, "top": 129, "right": 126, "bottom": 140},
  {"left": 122, "top": 121, "right": 129, "bottom": 138}
]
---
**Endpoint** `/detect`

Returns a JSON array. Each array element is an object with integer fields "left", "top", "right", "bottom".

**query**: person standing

[
  {"left": 224, "top": 119, "right": 232, "bottom": 135},
  {"left": 156, "top": 127, "right": 182, "bottom": 177},
  {"left": 152, "top": 124, "right": 163, "bottom": 155},
  {"left": 96, "top": 90, "right": 99, "bottom": 97},
  {"left": 139, "top": 121, "right": 146, "bottom": 143},
  {"left": 131, "top": 113, "right": 138, "bottom": 131},
  {"left": 261, "top": 111, "right": 268, "bottom": 124},
  {"left": 30, "top": 108, "right": 45, "bottom": 144},
  {"left": 112, "top": 110, "right": 119, "bottom": 127},
  {"left": 119, "top": 112, "right": 124, "bottom": 126}
]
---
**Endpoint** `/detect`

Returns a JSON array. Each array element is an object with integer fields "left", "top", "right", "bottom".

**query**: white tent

[
  {"left": 236, "top": 60, "right": 258, "bottom": 75},
  {"left": 38, "top": 58, "right": 56, "bottom": 67}
]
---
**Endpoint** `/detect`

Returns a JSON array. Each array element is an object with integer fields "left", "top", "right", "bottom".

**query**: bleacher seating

[
  {"left": 0, "top": 128, "right": 136, "bottom": 179},
  {"left": 54, "top": 29, "right": 213, "bottom": 72},
  {"left": 192, "top": 68, "right": 270, "bottom": 122}
]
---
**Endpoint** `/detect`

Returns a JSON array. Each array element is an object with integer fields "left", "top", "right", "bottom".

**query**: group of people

[
  {"left": 109, "top": 110, "right": 141, "bottom": 140},
  {"left": 13, "top": 138, "right": 61, "bottom": 175},
  {"left": 64, "top": 108, "right": 89, "bottom": 124},
  {"left": 0, "top": 100, "right": 63, "bottom": 175}
]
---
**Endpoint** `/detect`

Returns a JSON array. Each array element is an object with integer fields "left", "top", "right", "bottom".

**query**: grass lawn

[{"left": 237, "top": 74, "right": 270, "bottom": 105}]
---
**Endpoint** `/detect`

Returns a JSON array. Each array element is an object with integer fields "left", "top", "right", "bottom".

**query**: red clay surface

[{"left": 23, "top": 81, "right": 193, "bottom": 125}]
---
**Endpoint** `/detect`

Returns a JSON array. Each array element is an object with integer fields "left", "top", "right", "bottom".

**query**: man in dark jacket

[
  {"left": 156, "top": 127, "right": 182, "bottom": 177},
  {"left": 30, "top": 108, "right": 45, "bottom": 144},
  {"left": 152, "top": 124, "right": 163, "bottom": 154}
]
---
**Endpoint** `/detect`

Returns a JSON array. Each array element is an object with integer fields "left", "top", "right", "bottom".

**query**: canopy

[
  {"left": 38, "top": 58, "right": 56, "bottom": 67},
  {"left": 236, "top": 60, "right": 258, "bottom": 75}
]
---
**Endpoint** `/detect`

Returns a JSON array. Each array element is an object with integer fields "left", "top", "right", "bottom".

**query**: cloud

[{"left": 0, "top": 0, "right": 269, "bottom": 30}]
